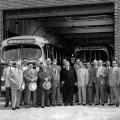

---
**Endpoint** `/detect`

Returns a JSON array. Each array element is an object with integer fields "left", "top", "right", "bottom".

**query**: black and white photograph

[{"left": 0, "top": 0, "right": 120, "bottom": 120}]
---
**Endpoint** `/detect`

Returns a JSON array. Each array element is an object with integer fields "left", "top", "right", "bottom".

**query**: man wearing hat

[
  {"left": 46, "top": 58, "right": 52, "bottom": 106},
  {"left": 38, "top": 62, "right": 50, "bottom": 108},
  {"left": 51, "top": 59, "right": 61, "bottom": 106},
  {"left": 23, "top": 63, "right": 38, "bottom": 107},
  {"left": 61, "top": 59, "right": 67, "bottom": 104},
  {"left": 3, "top": 61, "right": 14, "bottom": 107},
  {"left": 63, "top": 61, "right": 77, "bottom": 106},
  {"left": 8, "top": 61, "right": 23, "bottom": 110}
]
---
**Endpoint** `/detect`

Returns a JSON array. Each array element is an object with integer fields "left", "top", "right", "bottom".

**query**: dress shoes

[
  {"left": 70, "top": 104, "right": 74, "bottom": 106},
  {"left": 45, "top": 105, "right": 50, "bottom": 107},
  {"left": 108, "top": 103, "right": 115, "bottom": 106},
  {"left": 4, "top": 104, "right": 8, "bottom": 107},
  {"left": 15, "top": 106, "right": 20, "bottom": 109},
  {"left": 95, "top": 103, "right": 100, "bottom": 105},
  {"left": 41, "top": 106, "right": 45, "bottom": 108},
  {"left": 12, "top": 108, "right": 16, "bottom": 110},
  {"left": 77, "top": 103, "right": 82, "bottom": 105},
  {"left": 33, "top": 105, "right": 38, "bottom": 107},
  {"left": 101, "top": 104, "right": 104, "bottom": 106},
  {"left": 116, "top": 104, "right": 119, "bottom": 107},
  {"left": 89, "top": 103, "right": 92, "bottom": 105},
  {"left": 64, "top": 103, "right": 68, "bottom": 106}
]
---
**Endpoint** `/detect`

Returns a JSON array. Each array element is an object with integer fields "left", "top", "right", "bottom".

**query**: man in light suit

[
  {"left": 23, "top": 63, "right": 38, "bottom": 107},
  {"left": 8, "top": 61, "right": 23, "bottom": 110},
  {"left": 108, "top": 60, "right": 120, "bottom": 107},
  {"left": 95, "top": 60, "right": 106, "bottom": 106},
  {"left": 93, "top": 60, "right": 98, "bottom": 104},
  {"left": 3, "top": 61, "right": 14, "bottom": 107},
  {"left": 74, "top": 60, "right": 88, "bottom": 105},
  {"left": 51, "top": 59, "right": 61, "bottom": 106}
]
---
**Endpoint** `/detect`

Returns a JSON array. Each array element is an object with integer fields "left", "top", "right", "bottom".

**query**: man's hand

[
  {"left": 45, "top": 78, "right": 48, "bottom": 81},
  {"left": 31, "top": 78, "right": 35, "bottom": 82},
  {"left": 62, "top": 81, "right": 65, "bottom": 85},
  {"left": 75, "top": 82, "right": 77, "bottom": 86}
]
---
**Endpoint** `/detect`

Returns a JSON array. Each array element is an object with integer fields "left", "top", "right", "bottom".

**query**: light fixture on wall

[{"left": 71, "top": 22, "right": 75, "bottom": 30}]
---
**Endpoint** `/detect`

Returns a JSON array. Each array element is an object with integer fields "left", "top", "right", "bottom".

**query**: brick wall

[{"left": 1, "top": 0, "right": 120, "bottom": 60}]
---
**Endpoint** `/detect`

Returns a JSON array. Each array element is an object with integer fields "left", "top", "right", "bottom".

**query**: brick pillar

[
  {"left": 114, "top": 1, "right": 120, "bottom": 61},
  {"left": 0, "top": 10, "right": 3, "bottom": 43}
]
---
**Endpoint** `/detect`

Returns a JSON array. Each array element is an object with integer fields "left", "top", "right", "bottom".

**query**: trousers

[
  {"left": 5, "top": 87, "right": 11, "bottom": 106},
  {"left": 51, "top": 87, "right": 61, "bottom": 105},
  {"left": 11, "top": 88, "right": 21, "bottom": 108},
  {"left": 78, "top": 86, "right": 86, "bottom": 104}
]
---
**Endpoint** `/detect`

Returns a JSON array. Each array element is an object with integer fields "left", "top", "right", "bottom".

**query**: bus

[
  {"left": 0, "top": 35, "right": 68, "bottom": 93},
  {"left": 73, "top": 46, "right": 113, "bottom": 64}
]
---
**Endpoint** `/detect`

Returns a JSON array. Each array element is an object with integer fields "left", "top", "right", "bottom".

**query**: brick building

[{"left": 0, "top": 0, "right": 120, "bottom": 61}]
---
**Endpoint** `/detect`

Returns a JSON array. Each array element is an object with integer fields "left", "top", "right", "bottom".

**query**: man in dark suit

[
  {"left": 105, "top": 61, "right": 111, "bottom": 105},
  {"left": 38, "top": 62, "right": 50, "bottom": 108},
  {"left": 86, "top": 62, "right": 94, "bottom": 105},
  {"left": 63, "top": 61, "right": 77, "bottom": 106},
  {"left": 34, "top": 60, "right": 41, "bottom": 106},
  {"left": 61, "top": 59, "right": 67, "bottom": 104},
  {"left": 23, "top": 63, "right": 38, "bottom": 107}
]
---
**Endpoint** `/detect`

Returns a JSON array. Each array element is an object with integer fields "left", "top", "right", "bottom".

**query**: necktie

[
  {"left": 18, "top": 69, "right": 20, "bottom": 74},
  {"left": 30, "top": 69, "right": 33, "bottom": 75}
]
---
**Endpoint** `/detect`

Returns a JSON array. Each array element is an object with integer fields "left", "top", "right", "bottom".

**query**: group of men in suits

[
  {"left": 3, "top": 58, "right": 62, "bottom": 110},
  {"left": 61, "top": 59, "right": 120, "bottom": 107},
  {"left": 3, "top": 58, "right": 120, "bottom": 110}
]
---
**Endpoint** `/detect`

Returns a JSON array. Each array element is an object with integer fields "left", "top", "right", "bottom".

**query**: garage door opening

[{"left": 4, "top": 3, "right": 114, "bottom": 63}]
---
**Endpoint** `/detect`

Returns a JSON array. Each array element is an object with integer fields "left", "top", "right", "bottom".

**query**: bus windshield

[
  {"left": 2, "top": 44, "right": 42, "bottom": 61},
  {"left": 74, "top": 47, "right": 109, "bottom": 63}
]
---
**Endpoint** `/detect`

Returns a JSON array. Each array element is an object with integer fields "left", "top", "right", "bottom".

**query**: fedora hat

[
  {"left": 20, "top": 82, "right": 25, "bottom": 91},
  {"left": 29, "top": 82, "right": 37, "bottom": 91},
  {"left": 43, "top": 81, "right": 51, "bottom": 90}
]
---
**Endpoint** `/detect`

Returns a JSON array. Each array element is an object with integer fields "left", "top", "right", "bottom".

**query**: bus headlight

[{"left": 1, "top": 76, "right": 4, "bottom": 81}]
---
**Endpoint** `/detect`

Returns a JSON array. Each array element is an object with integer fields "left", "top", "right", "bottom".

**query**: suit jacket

[
  {"left": 51, "top": 65, "right": 61, "bottom": 87},
  {"left": 23, "top": 68, "right": 38, "bottom": 86},
  {"left": 38, "top": 67, "right": 47, "bottom": 88},
  {"left": 8, "top": 68, "right": 23, "bottom": 90},
  {"left": 109, "top": 67, "right": 120, "bottom": 86},
  {"left": 46, "top": 65, "right": 52, "bottom": 79},
  {"left": 87, "top": 67, "right": 94, "bottom": 85},
  {"left": 94, "top": 66, "right": 106, "bottom": 84},
  {"left": 60, "top": 66, "right": 66, "bottom": 82},
  {"left": 75, "top": 67, "right": 88, "bottom": 86},
  {"left": 64, "top": 67, "right": 77, "bottom": 86},
  {"left": 3, "top": 66, "right": 14, "bottom": 87},
  {"left": 105, "top": 66, "right": 112, "bottom": 84}
]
